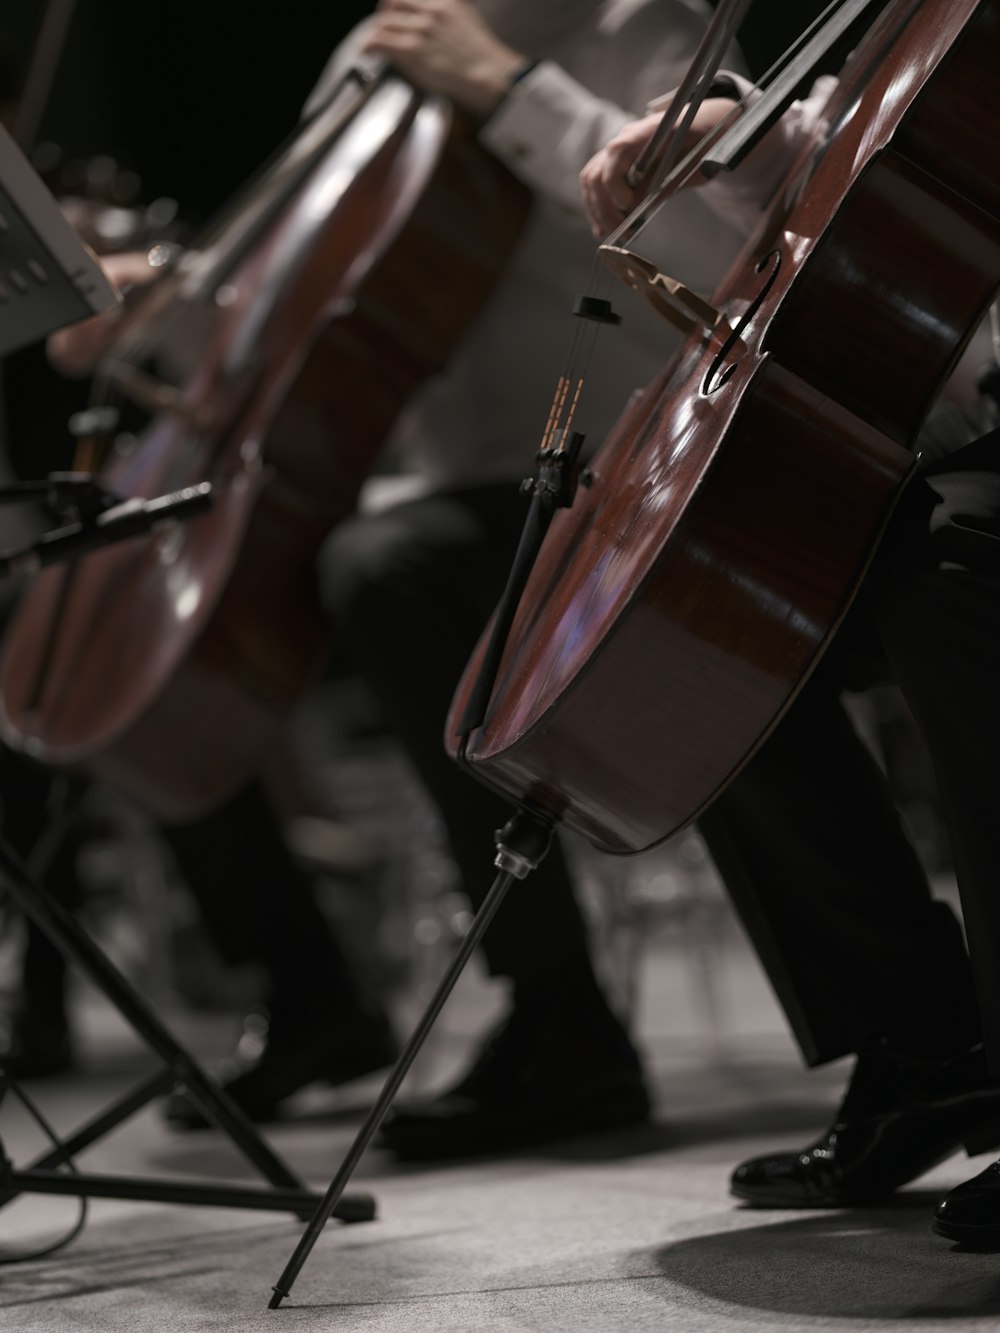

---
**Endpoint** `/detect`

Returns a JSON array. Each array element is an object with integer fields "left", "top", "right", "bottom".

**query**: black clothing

[
  {"left": 1, "top": 769, "right": 366, "bottom": 1057},
  {"left": 317, "top": 482, "right": 592, "bottom": 982},
  {"left": 702, "top": 429, "right": 1000, "bottom": 1072},
  {"left": 731, "top": 1038, "right": 1000, "bottom": 1206},
  {"left": 162, "top": 780, "right": 365, "bottom": 1015}
]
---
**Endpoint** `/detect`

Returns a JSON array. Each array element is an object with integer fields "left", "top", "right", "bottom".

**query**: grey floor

[{"left": 2, "top": 872, "right": 998, "bottom": 1333}]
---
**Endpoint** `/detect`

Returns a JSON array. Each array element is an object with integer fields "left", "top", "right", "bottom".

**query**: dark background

[{"left": 1, "top": 0, "right": 375, "bottom": 215}]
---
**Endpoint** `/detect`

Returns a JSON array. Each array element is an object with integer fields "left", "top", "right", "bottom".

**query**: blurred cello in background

[
  {"left": 0, "top": 62, "right": 529, "bottom": 820},
  {"left": 447, "top": 0, "right": 1000, "bottom": 854}
]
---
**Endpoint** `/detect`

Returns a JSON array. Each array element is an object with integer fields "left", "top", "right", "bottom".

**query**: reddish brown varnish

[
  {"left": 0, "top": 75, "right": 529, "bottom": 820},
  {"left": 448, "top": 0, "right": 1000, "bottom": 854}
]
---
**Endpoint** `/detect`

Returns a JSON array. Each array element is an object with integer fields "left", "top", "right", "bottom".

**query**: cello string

[
  {"left": 539, "top": 1, "right": 859, "bottom": 458},
  {"left": 626, "top": 0, "right": 754, "bottom": 194},
  {"left": 529, "top": 0, "right": 838, "bottom": 446},
  {"left": 536, "top": 255, "right": 621, "bottom": 460}
]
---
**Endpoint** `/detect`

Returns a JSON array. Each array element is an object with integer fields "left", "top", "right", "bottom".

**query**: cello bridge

[{"left": 599, "top": 244, "right": 723, "bottom": 338}]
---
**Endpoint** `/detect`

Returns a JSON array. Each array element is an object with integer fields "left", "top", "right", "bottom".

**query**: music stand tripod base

[{"left": 0, "top": 836, "right": 375, "bottom": 1229}]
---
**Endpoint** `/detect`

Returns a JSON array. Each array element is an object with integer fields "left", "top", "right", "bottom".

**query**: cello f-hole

[{"left": 704, "top": 248, "right": 782, "bottom": 395}]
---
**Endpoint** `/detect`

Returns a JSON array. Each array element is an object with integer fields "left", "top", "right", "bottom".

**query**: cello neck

[
  {"left": 699, "top": 0, "right": 903, "bottom": 178},
  {"left": 174, "top": 61, "right": 393, "bottom": 300},
  {"left": 622, "top": 0, "right": 890, "bottom": 246}
]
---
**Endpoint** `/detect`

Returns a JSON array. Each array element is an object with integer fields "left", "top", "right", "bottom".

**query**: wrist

[{"left": 472, "top": 52, "right": 536, "bottom": 119}]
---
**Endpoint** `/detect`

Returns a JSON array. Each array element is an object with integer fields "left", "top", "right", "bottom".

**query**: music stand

[
  {"left": 0, "top": 123, "right": 375, "bottom": 1235},
  {"left": 0, "top": 121, "right": 118, "bottom": 357}
]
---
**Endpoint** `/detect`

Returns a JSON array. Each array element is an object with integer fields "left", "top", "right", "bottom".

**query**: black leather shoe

[
  {"left": 379, "top": 999, "right": 651, "bottom": 1160},
  {"left": 934, "top": 1160, "right": 1000, "bottom": 1247},
  {"left": 731, "top": 1040, "right": 1000, "bottom": 1207},
  {"left": 163, "top": 1004, "right": 398, "bottom": 1129}
]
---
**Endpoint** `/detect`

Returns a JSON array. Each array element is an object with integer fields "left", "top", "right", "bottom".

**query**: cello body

[
  {"left": 448, "top": 0, "right": 1000, "bottom": 854},
  {"left": 0, "top": 72, "right": 529, "bottom": 821}
]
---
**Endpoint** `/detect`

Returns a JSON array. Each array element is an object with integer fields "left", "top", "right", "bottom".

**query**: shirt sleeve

[
  {"left": 479, "top": 2, "right": 739, "bottom": 219},
  {"left": 480, "top": 62, "right": 635, "bottom": 215}
]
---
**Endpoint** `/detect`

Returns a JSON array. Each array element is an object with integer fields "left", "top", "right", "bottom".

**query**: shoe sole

[
  {"left": 729, "top": 1182, "right": 895, "bottom": 1209},
  {"left": 932, "top": 1218, "right": 1000, "bottom": 1250}
]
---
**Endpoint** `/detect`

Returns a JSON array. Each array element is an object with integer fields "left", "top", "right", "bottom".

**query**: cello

[
  {"left": 447, "top": 0, "right": 1000, "bottom": 854},
  {"left": 264, "top": 0, "right": 1000, "bottom": 1298},
  {"left": 0, "top": 60, "right": 529, "bottom": 821}
]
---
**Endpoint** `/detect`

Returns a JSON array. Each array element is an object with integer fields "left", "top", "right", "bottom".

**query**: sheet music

[{"left": 0, "top": 122, "right": 119, "bottom": 357}]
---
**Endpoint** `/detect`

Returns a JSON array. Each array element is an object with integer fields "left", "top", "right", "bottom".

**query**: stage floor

[{"left": 1, "top": 908, "right": 997, "bottom": 1333}]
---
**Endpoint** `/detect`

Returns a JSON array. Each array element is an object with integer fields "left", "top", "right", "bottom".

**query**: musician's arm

[
  {"left": 580, "top": 73, "right": 836, "bottom": 237},
  {"left": 477, "top": 7, "right": 730, "bottom": 217},
  {"left": 304, "top": 5, "right": 520, "bottom": 122},
  {"left": 345, "top": 0, "right": 736, "bottom": 220}
]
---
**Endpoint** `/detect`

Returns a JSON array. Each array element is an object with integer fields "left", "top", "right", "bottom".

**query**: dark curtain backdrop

[
  {"left": 0, "top": 1, "right": 375, "bottom": 477},
  {"left": 3, "top": 0, "right": 376, "bottom": 215}
]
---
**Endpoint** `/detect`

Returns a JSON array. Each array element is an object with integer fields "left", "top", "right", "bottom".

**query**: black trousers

[
  {"left": 317, "top": 483, "right": 591, "bottom": 982},
  {"left": 0, "top": 557, "right": 359, "bottom": 1027},
  {"left": 3, "top": 763, "right": 363, "bottom": 1021},
  {"left": 701, "top": 430, "right": 1000, "bottom": 1071},
  {"left": 161, "top": 780, "right": 364, "bottom": 1013}
]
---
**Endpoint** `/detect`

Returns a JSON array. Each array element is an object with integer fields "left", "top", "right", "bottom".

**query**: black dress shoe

[
  {"left": 934, "top": 1160, "right": 1000, "bottom": 1247},
  {"left": 378, "top": 997, "right": 651, "bottom": 1160},
  {"left": 163, "top": 1004, "right": 398, "bottom": 1129},
  {"left": 731, "top": 1040, "right": 1000, "bottom": 1207}
]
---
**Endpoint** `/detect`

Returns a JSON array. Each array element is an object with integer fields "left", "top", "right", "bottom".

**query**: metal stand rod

[
  {"left": 0, "top": 835, "right": 374, "bottom": 1223},
  {"left": 12, "top": 1069, "right": 174, "bottom": 1173},
  {"left": 269, "top": 864, "right": 518, "bottom": 1308},
  {"left": 3, "top": 1170, "right": 374, "bottom": 1221}
]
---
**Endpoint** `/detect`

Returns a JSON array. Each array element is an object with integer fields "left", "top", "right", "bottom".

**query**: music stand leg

[{"left": 0, "top": 834, "right": 375, "bottom": 1224}]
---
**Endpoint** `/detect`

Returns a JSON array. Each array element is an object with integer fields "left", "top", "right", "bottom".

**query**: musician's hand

[
  {"left": 580, "top": 96, "right": 740, "bottom": 238},
  {"left": 47, "top": 250, "right": 157, "bottom": 378},
  {"left": 363, "top": 0, "right": 524, "bottom": 117},
  {"left": 580, "top": 112, "right": 663, "bottom": 239}
]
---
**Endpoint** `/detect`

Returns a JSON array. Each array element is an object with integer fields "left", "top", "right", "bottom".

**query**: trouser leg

[
  {"left": 699, "top": 673, "right": 979, "bottom": 1066},
  {"left": 160, "top": 783, "right": 397, "bottom": 1128},
  {"left": 878, "top": 441, "right": 1000, "bottom": 1074},
  {"left": 161, "top": 780, "right": 367, "bottom": 1013},
  {"left": 317, "top": 486, "right": 592, "bottom": 984},
  {"left": 0, "top": 747, "right": 83, "bottom": 1025}
]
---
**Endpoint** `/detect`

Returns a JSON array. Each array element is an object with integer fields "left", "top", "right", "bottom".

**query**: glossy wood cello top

[{"left": 449, "top": 0, "right": 1000, "bottom": 853}]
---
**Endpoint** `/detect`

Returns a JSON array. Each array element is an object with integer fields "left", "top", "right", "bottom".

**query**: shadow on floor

[{"left": 651, "top": 1198, "right": 1000, "bottom": 1322}]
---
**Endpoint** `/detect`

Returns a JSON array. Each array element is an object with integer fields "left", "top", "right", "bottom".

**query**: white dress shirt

[{"left": 307, "top": 1, "right": 749, "bottom": 505}]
